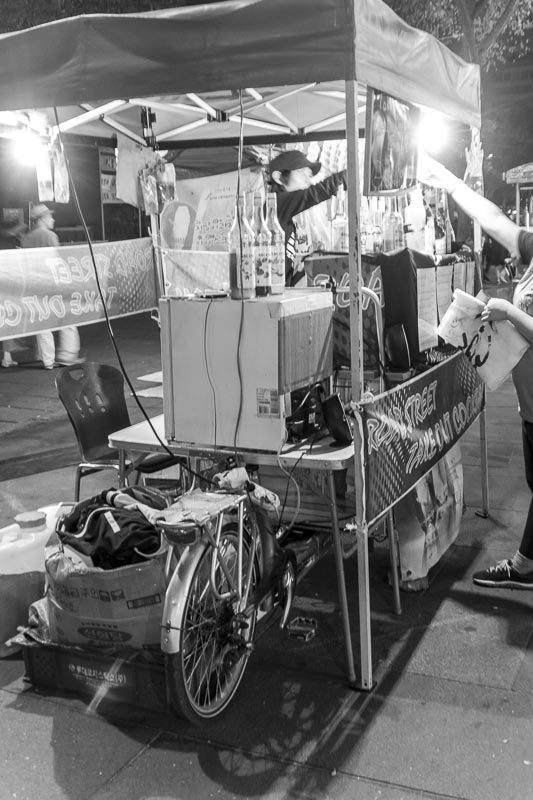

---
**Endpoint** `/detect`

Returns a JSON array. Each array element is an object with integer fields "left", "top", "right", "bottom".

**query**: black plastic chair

[{"left": 56, "top": 361, "right": 185, "bottom": 500}]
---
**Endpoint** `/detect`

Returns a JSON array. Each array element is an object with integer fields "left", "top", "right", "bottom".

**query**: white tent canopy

[{"left": 0, "top": 0, "right": 480, "bottom": 146}]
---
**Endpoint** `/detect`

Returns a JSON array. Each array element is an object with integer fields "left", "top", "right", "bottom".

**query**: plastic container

[{"left": 0, "top": 511, "right": 53, "bottom": 657}]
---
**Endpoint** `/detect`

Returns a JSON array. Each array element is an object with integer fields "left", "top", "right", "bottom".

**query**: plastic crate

[{"left": 21, "top": 641, "right": 168, "bottom": 713}]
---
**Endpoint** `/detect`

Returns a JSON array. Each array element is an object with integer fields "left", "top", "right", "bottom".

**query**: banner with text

[
  {"left": 0, "top": 238, "right": 156, "bottom": 340},
  {"left": 361, "top": 353, "right": 484, "bottom": 524}
]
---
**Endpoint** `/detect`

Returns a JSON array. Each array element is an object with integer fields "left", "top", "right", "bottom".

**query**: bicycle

[{"left": 157, "top": 486, "right": 297, "bottom": 724}]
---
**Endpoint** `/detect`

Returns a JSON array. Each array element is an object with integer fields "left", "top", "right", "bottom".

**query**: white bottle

[
  {"left": 251, "top": 191, "right": 272, "bottom": 296},
  {"left": 266, "top": 192, "right": 285, "bottom": 295},
  {"left": 382, "top": 198, "right": 395, "bottom": 252},
  {"left": 228, "top": 192, "right": 256, "bottom": 300},
  {"left": 404, "top": 187, "right": 426, "bottom": 253},
  {"left": 331, "top": 186, "right": 349, "bottom": 251}
]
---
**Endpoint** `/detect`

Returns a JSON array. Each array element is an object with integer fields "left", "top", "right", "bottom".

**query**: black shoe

[{"left": 472, "top": 559, "right": 533, "bottom": 589}]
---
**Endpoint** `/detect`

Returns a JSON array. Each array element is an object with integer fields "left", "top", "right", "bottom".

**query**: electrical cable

[
  {"left": 52, "top": 107, "right": 215, "bottom": 488},
  {"left": 203, "top": 298, "right": 217, "bottom": 445},
  {"left": 231, "top": 89, "right": 247, "bottom": 461}
]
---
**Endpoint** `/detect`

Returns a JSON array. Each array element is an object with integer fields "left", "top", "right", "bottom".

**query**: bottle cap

[{"left": 14, "top": 511, "right": 47, "bottom": 531}]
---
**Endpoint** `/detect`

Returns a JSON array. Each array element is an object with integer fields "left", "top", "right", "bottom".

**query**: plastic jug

[{"left": 0, "top": 510, "right": 54, "bottom": 657}]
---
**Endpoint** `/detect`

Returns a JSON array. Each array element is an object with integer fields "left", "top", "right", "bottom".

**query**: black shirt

[{"left": 273, "top": 170, "right": 347, "bottom": 285}]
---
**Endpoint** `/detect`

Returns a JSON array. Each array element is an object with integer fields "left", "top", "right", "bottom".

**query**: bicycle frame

[{"left": 160, "top": 493, "right": 253, "bottom": 655}]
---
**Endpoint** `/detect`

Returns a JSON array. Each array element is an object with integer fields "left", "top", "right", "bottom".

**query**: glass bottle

[
  {"left": 371, "top": 198, "right": 383, "bottom": 254},
  {"left": 392, "top": 197, "right": 405, "bottom": 249},
  {"left": 331, "top": 185, "right": 349, "bottom": 251},
  {"left": 266, "top": 192, "right": 285, "bottom": 295},
  {"left": 251, "top": 191, "right": 272, "bottom": 296},
  {"left": 360, "top": 195, "right": 372, "bottom": 253},
  {"left": 228, "top": 192, "right": 256, "bottom": 300},
  {"left": 434, "top": 189, "right": 447, "bottom": 257},
  {"left": 424, "top": 198, "right": 436, "bottom": 259},
  {"left": 404, "top": 187, "right": 426, "bottom": 252},
  {"left": 382, "top": 198, "right": 395, "bottom": 252}
]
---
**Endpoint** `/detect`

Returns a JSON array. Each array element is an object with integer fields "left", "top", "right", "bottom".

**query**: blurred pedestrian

[
  {"left": 0, "top": 219, "right": 27, "bottom": 368},
  {"left": 20, "top": 204, "right": 83, "bottom": 369}
]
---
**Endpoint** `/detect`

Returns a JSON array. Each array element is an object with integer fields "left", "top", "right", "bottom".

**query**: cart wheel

[{"left": 165, "top": 522, "right": 259, "bottom": 723}]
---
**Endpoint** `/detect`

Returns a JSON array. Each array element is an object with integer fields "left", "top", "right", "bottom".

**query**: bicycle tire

[{"left": 165, "top": 521, "right": 259, "bottom": 723}]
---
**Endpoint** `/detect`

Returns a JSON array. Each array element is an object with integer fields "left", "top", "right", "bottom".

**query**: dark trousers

[{"left": 520, "top": 420, "right": 533, "bottom": 558}]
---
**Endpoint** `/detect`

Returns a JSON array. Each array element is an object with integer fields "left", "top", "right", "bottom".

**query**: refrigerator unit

[{"left": 160, "top": 288, "right": 334, "bottom": 452}]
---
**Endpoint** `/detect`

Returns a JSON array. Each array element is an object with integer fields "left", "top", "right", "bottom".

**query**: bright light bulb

[
  {"left": 11, "top": 130, "right": 48, "bottom": 167},
  {"left": 417, "top": 111, "right": 449, "bottom": 155}
]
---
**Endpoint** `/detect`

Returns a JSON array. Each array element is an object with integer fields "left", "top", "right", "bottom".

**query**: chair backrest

[{"left": 55, "top": 362, "right": 132, "bottom": 462}]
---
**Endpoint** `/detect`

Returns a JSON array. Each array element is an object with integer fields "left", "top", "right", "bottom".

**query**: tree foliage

[
  {"left": 385, "top": 0, "right": 533, "bottom": 67},
  {"left": 0, "top": 1, "right": 186, "bottom": 33}
]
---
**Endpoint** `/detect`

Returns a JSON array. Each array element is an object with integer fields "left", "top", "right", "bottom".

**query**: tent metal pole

[{"left": 346, "top": 78, "right": 373, "bottom": 690}]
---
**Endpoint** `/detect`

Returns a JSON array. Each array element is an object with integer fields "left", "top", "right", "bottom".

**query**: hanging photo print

[{"left": 364, "top": 88, "right": 419, "bottom": 196}]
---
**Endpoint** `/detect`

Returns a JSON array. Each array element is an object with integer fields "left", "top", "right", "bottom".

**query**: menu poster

[
  {"left": 453, "top": 261, "right": 466, "bottom": 293},
  {"left": 417, "top": 267, "right": 438, "bottom": 350},
  {"left": 436, "top": 265, "right": 454, "bottom": 322}
]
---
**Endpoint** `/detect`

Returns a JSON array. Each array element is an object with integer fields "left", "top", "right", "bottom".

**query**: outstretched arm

[{"left": 419, "top": 153, "right": 521, "bottom": 262}]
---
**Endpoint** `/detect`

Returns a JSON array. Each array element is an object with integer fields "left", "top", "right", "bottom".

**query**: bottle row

[
  {"left": 228, "top": 191, "right": 285, "bottom": 300},
  {"left": 228, "top": 184, "right": 456, "bottom": 301},
  {"left": 331, "top": 186, "right": 455, "bottom": 259}
]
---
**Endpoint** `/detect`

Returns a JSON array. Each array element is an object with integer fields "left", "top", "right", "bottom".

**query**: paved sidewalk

[{"left": 1, "top": 317, "right": 533, "bottom": 799}]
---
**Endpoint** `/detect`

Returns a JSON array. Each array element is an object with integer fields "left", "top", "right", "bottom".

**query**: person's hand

[
  {"left": 481, "top": 297, "right": 512, "bottom": 323},
  {"left": 417, "top": 151, "right": 458, "bottom": 193}
]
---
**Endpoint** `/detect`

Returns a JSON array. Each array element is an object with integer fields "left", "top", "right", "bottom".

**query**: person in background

[
  {"left": 0, "top": 219, "right": 27, "bottom": 368},
  {"left": 20, "top": 204, "right": 83, "bottom": 370},
  {"left": 267, "top": 150, "right": 347, "bottom": 286},
  {"left": 421, "top": 154, "right": 533, "bottom": 589},
  {"left": 481, "top": 235, "right": 512, "bottom": 286}
]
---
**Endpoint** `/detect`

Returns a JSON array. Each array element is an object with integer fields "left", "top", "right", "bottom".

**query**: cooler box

[{"left": 160, "top": 288, "right": 334, "bottom": 451}]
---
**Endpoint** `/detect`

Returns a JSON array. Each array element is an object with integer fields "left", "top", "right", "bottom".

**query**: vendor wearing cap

[
  {"left": 268, "top": 150, "right": 347, "bottom": 286},
  {"left": 21, "top": 204, "right": 83, "bottom": 369}
]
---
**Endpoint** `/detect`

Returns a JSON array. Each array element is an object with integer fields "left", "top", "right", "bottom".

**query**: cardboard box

[
  {"left": 45, "top": 552, "right": 167, "bottom": 650},
  {"left": 22, "top": 641, "right": 167, "bottom": 713}
]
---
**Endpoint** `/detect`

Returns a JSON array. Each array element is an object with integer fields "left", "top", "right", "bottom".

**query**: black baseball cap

[{"left": 268, "top": 150, "right": 321, "bottom": 176}]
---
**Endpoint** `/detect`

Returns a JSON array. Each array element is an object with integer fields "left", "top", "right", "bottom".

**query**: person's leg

[
  {"left": 35, "top": 331, "right": 55, "bottom": 369},
  {"left": 55, "top": 327, "right": 82, "bottom": 365},
  {"left": 473, "top": 418, "right": 533, "bottom": 588},
  {"left": 513, "top": 419, "right": 533, "bottom": 559},
  {"left": 1, "top": 339, "right": 18, "bottom": 367}
]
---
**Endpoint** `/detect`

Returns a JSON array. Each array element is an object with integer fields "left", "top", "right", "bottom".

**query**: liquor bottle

[
  {"left": 434, "top": 189, "right": 447, "bottom": 257},
  {"left": 360, "top": 195, "right": 372, "bottom": 253},
  {"left": 251, "top": 191, "right": 272, "bottom": 296},
  {"left": 331, "top": 185, "right": 349, "bottom": 251},
  {"left": 424, "top": 200, "right": 436, "bottom": 259},
  {"left": 227, "top": 192, "right": 256, "bottom": 300},
  {"left": 392, "top": 197, "right": 405, "bottom": 249},
  {"left": 404, "top": 187, "right": 426, "bottom": 252},
  {"left": 266, "top": 192, "right": 285, "bottom": 295},
  {"left": 382, "top": 198, "right": 395, "bottom": 252},
  {"left": 370, "top": 198, "right": 383, "bottom": 254}
]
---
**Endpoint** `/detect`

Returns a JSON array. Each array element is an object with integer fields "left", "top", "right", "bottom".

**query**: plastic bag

[{"left": 437, "top": 289, "right": 530, "bottom": 390}]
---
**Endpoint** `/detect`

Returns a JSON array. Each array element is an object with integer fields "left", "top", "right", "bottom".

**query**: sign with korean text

[
  {"left": 361, "top": 353, "right": 484, "bottom": 524},
  {"left": 0, "top": 238, "right": 157, "bottom": 340}
]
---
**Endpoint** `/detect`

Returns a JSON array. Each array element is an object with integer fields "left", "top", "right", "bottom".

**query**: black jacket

[{"left": 273, "top": 170, "right": 347, "bottom": 285}]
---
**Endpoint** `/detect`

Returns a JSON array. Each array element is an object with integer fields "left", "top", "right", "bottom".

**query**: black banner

[{"left": 361, "top": 353, "right": 484, "bottom": 524}]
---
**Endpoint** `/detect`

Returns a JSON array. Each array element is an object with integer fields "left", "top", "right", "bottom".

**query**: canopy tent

[
  {"left": 0, "top": 0, "right": 480, "bottom": 147},
  {"left": 0, "top": 0, "right": 482, "bottom": 690}
]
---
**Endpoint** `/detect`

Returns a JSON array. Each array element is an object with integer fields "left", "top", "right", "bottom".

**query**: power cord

[{"left": 52, "top": 107, "right": 216, "bottom": 488}]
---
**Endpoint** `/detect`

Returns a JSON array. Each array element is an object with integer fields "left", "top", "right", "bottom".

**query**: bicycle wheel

[{"left": 165, "top": 521, "right": 260, "bottom": 723}]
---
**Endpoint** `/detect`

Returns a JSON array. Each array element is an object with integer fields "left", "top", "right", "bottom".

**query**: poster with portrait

[{"left": 364, "top": 88, "right": 419, "bottom": 196}]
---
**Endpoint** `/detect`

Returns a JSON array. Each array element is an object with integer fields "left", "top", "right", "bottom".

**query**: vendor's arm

[
  {"left": 419, "top": 154, "right": 520, "bottom": 261},
  {"left": 276, "top": 171, "right": 347, "bottom": 225},
  {"left": 481, "top": 298, "right": 533, "bottom": 345}
]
